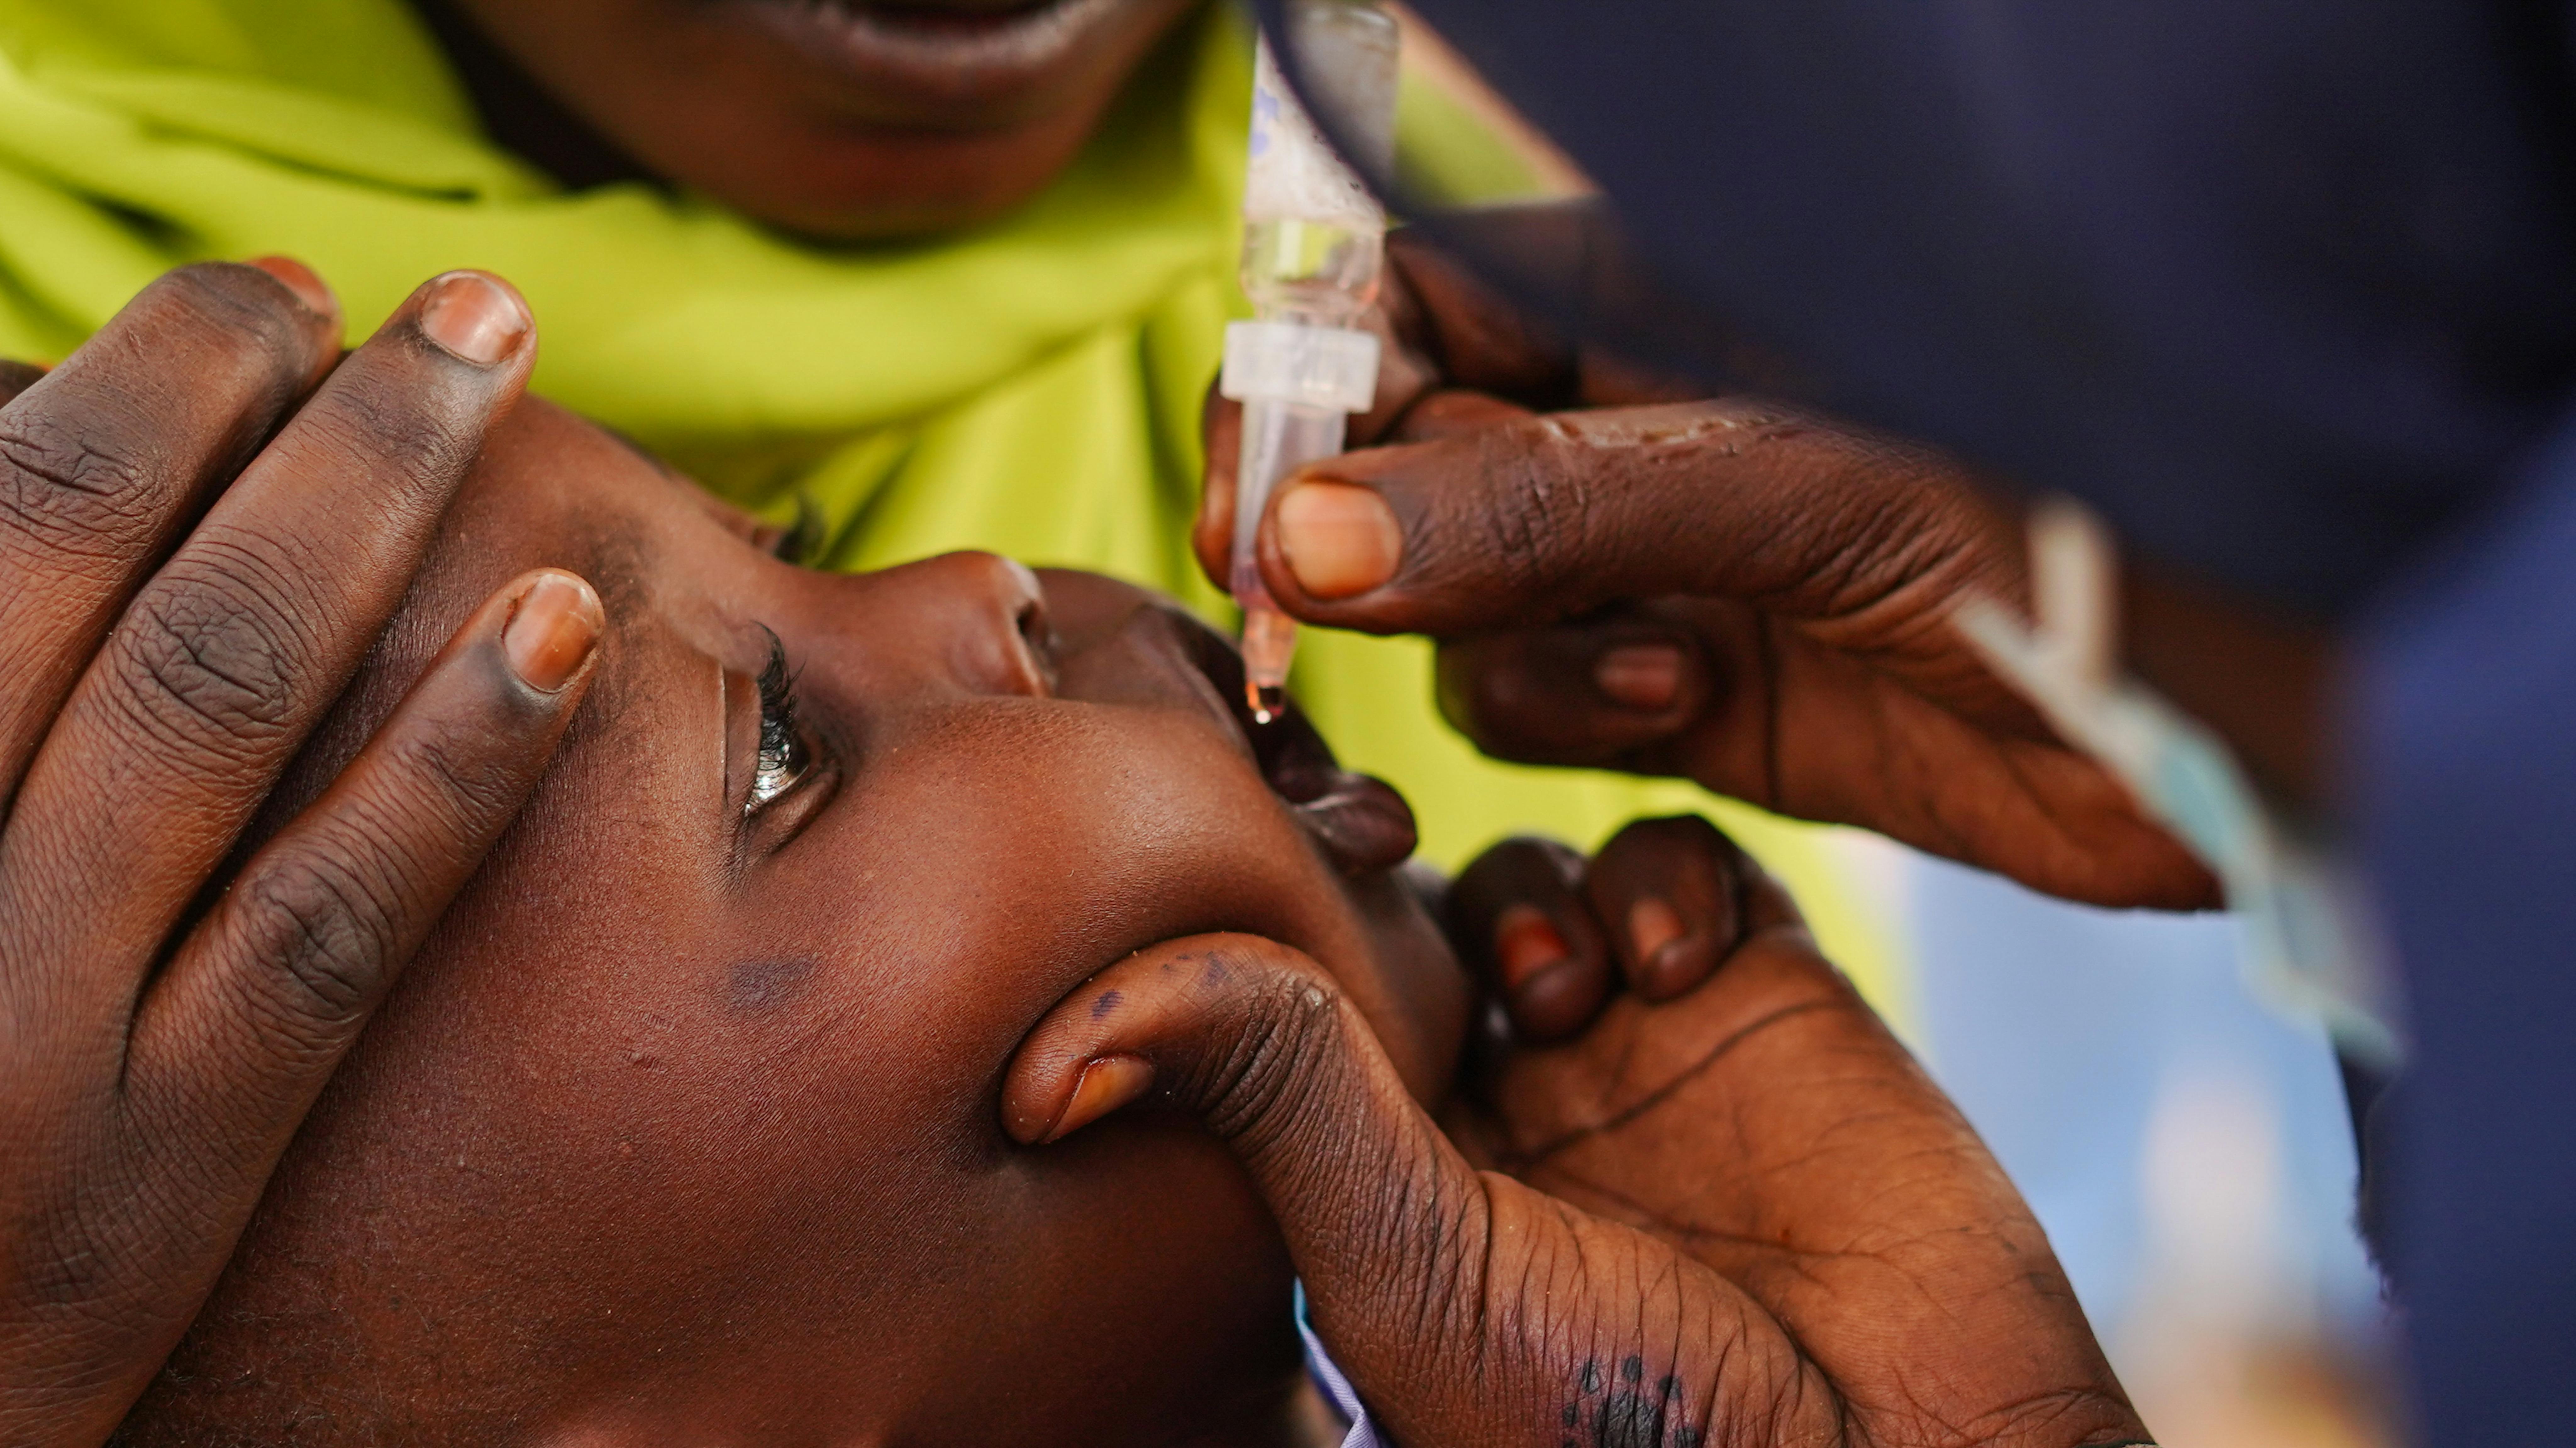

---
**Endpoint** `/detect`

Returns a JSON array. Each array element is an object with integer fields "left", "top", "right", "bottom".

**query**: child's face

[
  {"left": 440, "top": 0, "right": 1204, "bottom": 237},
  {"left": 127, "top": 401, "right": 1468, "bottom": 1445}
]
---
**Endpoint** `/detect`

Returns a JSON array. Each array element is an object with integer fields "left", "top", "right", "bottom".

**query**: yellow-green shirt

[{"left": 0, "top": 0, "right": 1897, "bottom": 1005}]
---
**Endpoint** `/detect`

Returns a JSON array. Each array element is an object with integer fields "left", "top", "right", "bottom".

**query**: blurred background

[{"left": 1832, "top": 831, "right": 2402, "bottom": 1448}]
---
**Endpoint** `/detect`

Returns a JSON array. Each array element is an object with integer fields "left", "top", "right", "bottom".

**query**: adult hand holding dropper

[{"left": 1221, "top": 0, "right": 1398, "bottom": 722}]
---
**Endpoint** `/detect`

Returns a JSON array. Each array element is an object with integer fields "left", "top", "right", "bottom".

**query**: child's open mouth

[{"left": 1163, "top": 609, "right": 1419, "bottom": 878}]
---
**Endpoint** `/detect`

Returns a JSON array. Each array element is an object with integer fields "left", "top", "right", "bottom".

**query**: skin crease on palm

[
  {"left": 109, "top": 398, "right": 1469, "bottom": 1447},
  {"left": 434, "top": 0, "right": 1203, "bottom": 236}
]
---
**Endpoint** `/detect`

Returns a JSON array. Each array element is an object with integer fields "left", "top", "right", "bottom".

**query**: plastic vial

[{"left": 1219, "top": 1, "right": 1399, "bottom": 724}]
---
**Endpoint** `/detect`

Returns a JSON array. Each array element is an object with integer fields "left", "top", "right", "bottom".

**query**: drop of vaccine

[{"left": 1246, "top": 680, "right": 1288, "bottom": 727}]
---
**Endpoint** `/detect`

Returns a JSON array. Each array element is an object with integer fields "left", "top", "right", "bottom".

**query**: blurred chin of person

[{"left": 412, "top": 0, "right": 1201, "bottom": 238}]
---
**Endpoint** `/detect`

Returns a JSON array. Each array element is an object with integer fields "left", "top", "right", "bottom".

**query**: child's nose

[{"left": 908, "top": 551, "right": 1058, "bottom": 699}]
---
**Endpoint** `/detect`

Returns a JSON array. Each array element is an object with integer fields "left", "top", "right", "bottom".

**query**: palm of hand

[{"left": 1438, "top": 921, "right": 2145, "bottom": 1448}]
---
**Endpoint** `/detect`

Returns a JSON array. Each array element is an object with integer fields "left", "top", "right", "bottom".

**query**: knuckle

[
  {"left": 1193, "top": 957, "right": 1347, "bottom": 1148},
  {"left": 231, "top": 841, "right": 402, "bottom": 1035},
  {"left": 0, "top": 269, "right": 320, "bottom": 562},
  {"left": 107, "top": 540, "right": 319, "bottom": 761},
  {"left": 393, "top": 717, "right": 540, "bottom": 838},
  {"left": 155, "top": 264, "right": 316, "bottom": 370},
  {"left": 304, "top": 363, "right": 484, "bottom": 489},
  {"left": 0, "top": 1147, "right": 162, "bottom": 1331},
  {"left": 1893, "top": 1385, "right": 2142, "bottom": 1448},
  {"left": 1462, "top": 426, "right": 1598, "bottom": 606},
  {"left": 0, "top": 403, "right": 169, "bottom": 560}
]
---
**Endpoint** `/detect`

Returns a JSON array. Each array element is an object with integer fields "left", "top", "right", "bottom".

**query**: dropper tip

[{"left": 1245, "top": 679, "right": 1288, "bottom": 727}]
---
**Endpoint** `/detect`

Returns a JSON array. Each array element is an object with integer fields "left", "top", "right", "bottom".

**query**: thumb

[
  {"left": 1003, "top": 934, "right": 1492, "bottom": 1341},
  {"left": 0, "top": 358, "right": 45, "bottom": 408},
  {"left": 1004, "top": 935, "right": 1841, "bottom": 1447},
  {"left": 1254, "top": 397, "right": 2019, "bottom": 638}
]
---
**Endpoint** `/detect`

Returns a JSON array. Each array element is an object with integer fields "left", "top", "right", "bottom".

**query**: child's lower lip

[{"left": 1160, "top": 610, "right": 1419, "bottom": 872}]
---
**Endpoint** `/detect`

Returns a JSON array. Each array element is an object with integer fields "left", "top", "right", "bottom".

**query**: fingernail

[
  {"left": 1629, "top": 896, "right": 1708, "bottom": 998},
  {"left": 1044, "top": 1054, "right": 1155, "bottom": 1143},
  {"left": 1595, "top": 643, "right": 1685, "bottom": 712},
  {"left": 1276, "top": 480, "right": 1402, "bottom": 600},
  {"left": 503, "top": 571, "right": 603, "bottom": 692},
  {"left": 419, "top": 271, "right": 530, "bottom": 366},
  {"left": 1493, "top": 903, "right": 1572, "bottom": 989},
  {"left": 244, "top": 256, "right": 337, "bottom": 317},
  {"left": 1512, "top": 959, "right": 1593, "bottom": 1037},
  {"left": 1628, "top": 897, "right": 1686, "bottom": 963}
]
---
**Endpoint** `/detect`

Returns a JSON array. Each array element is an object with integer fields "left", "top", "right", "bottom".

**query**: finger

[
  {"left": 1194, "top": 379, "right": 1240, "bottom": 592},
  {"left": 1383, "top": 229, "right": 1575, "bottom": 406},
  {"left": 1580, "top": 815, "right": 1751, "bottom": 1001},
  {"left": 0, "top": 260, "right": 341, "bottom": 797},
  {"left": 0, "top": 269, "right": 534, "bottom": 1036},
  {"left": 1194, "top": 361, "right": 1455, "bottom": 596},
  {"left": 1385, "top": 386, "right": 1534, "bottom": 444},
  {"left": 0, "top": 359, "right": 45, "bottom": 407},
  {"left": 1196, "top": 242, "right": 1511, "bottom": 596},
  {"left": 128, "top": 571, "right": 600, "bottom": 1188},
  {"left": 1250, "top": 397, "right": 2019, "bottom": 638},
  {"left": 1002, "top": 934, "right": 1857, "bottom": 1448},
  {"left": 1442, "top": 837, "right": 1613, "bottom": 1040},
  {"left": 60, "top": 571, "right": 598, "bottom": 1434},
  {"left": 1002, "top": 933, "right": 1504, "bottom": 1406},
  {"left": 1432, "top": 607, "right": 1719, "bottom": 768},
  {"left": 1197, "top": 382, "right": 1531, "bottom": 596}
]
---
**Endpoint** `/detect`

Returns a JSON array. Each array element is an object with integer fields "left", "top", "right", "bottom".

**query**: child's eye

[{"left": 749, "top": 628, "right": 813, "bottom": 813}]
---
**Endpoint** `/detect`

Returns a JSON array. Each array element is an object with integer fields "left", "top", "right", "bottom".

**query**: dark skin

[
  {"left": 112, "top": 394, "right": 2140, "bottom": 1446},
  {"left": 111, "top": 395, "right": 1468, "bottom": 1446},
  {"left": 1007, "top": 825, "right": 2151, "bottom": 1448},
  {"left": 1200, "top": 235, "right": 2326, "bottom": 929},
  {"left": 0, "top": 11, "right": 2169, "bottom": 1442},
  {"left": 0, "top": 263, "right": 600, "bottom": 1445},
  {"left": 3, "top": 276, "right": 2140, "bottom": 1443},
  {"left": 425, "top": 0, "right": 1204, "bottom": 237}
]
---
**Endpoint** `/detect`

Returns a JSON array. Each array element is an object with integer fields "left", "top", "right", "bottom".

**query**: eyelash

[{"left": 748, "top": 627, "right": 812, "bottom": 814}]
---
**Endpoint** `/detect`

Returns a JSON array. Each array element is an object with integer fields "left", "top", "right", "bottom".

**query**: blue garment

[
  {"left": 1341, "top": 0, "right": 2576, "bottom": 618},
  {"left": 1296, "top": 1284, "right": 1383, "bottom": 1448},
  {"left": 1260, "top": 1, "right": 2576, "bottom": 1436},
  {"left": 2359, "top": 419, "right": 2576, "bottom": 1437}
]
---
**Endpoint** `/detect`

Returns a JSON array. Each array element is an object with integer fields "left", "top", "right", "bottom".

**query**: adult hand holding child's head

[
  {"left": 0, "top": 261, "right": 599, "bottom": 1445},
  {"left": 1006, "top": 817, "right": 2151, "bottom": 1448}
]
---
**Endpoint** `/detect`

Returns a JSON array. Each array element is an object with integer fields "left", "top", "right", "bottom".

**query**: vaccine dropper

[{"left": 1219, "top": 1, "right": 1398, "bottom": 723}]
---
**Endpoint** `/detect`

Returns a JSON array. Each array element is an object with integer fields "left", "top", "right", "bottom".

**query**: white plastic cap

[{"left": 1220, "top": 320, "right": 1382, "bottom": 413}]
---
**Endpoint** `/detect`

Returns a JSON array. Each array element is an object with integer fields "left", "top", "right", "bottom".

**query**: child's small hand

[{"left": 1002, "top": 822, "right": 2150, "bottom": 1448}]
